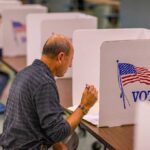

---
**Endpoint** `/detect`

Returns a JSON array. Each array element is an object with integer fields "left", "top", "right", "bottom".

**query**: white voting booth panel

[
  {"left": 73, "top": 29, "right": 150, "bottom": 104},
  {"left": 0, "top": 1, "right": 22, "bottom": 12},
  {"left": 73, "top": 29, "right": 150, "bottom": 127},
  {"left": 100, "top": 39, "right": 150, "bottom": 127},
  {"left": 2, "top": 5, "right": 47, "bottom": 56},
  {"left": 0, "top": 0, "right": 21, "bottom": 2},
  {"left": 27, "top": 13, "right": 97, "bottom": 78},
  {"left": 0, "top": 1, "right": 22, "bottom": 49},
  {"left": 0, "top": 1, "right": 20, "bottom": 3},
  {"left": 0, "top": 1, "right": 22, "bottom": 14},
  {"left": 134, "top": 102, "right": 150, "bottom": 150},
  {"left": 0, "top": 1, "right": 21, "bottom": 7}
]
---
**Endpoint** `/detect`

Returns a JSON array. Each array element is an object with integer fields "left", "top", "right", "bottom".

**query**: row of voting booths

[{"left": 1, "top": 1, "right": 150, "bottom": 149}]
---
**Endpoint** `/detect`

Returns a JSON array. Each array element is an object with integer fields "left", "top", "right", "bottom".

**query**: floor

[{"left": 76, "top": 126, "right": 104, "bottom": 150}]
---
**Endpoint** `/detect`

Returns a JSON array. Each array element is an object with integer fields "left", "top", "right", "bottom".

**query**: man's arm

[
  {"left": 52, "top": 84, "right": 98, "bottom": 149},
  {"left": 67, "top": 84, "right": 98, "bottom": 131}
]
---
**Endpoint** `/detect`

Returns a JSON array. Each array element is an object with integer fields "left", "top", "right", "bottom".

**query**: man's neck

[{"left": 41, "top": 55, "right": 57, "bottom": 76}]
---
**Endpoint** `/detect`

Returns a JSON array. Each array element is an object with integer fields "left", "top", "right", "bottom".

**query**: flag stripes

[{"left": 118, "top": 63, "right": 150, "bottom": 86}]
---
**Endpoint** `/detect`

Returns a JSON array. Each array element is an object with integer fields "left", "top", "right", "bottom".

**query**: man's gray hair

[{"left": 42, "top": 34, "right": 71, "bottom": 58}]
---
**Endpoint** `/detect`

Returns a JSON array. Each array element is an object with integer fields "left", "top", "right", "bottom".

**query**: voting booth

[
  {"left": 134, "top": 102, "right": 150, "bottom": 150},
  {"left": 0, "top": 0, "right": 22, "bottom": 51},
  {"left": 72, "top": 29, "right": 150, "bottom": 127},
  {"left": 99, "top": 39, "right": 150, "bottom": 127},
  {"left": 0, "top": 0, "right": 21, "bottom": 7},
  {"left": 27, "top": 12, "right": 97, "bottom": 78},
  {"left": 0, "top": 1, "right": 21, "bottom": 10},
  {"left": 2, "top": 5, "right": 48, "bottom": 56}
]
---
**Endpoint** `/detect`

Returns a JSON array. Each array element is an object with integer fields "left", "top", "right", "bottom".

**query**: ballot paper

[{"left": 68, "top": 102, "right": 99, "bottom": 126}]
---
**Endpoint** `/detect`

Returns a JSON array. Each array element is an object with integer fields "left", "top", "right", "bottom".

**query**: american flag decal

[
  {"left": 117, "top": 60, "right": 150, "bottom": 109},
  {"left": 118, "top": 63, "right": 150, "bottom": 86},
  {"left": 12, "top": 21, "right": 26, "bottom": 33},
  {"left": 12, "top": 21, "right": 26, "bottom": 44}
]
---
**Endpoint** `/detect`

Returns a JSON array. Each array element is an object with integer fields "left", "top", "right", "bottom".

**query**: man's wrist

[{"left": 78, "top": 104, "right": 89, "bottom": 115}]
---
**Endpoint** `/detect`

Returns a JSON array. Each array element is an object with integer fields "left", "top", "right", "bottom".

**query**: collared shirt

[{"left": 0, "top": 59, "right": 71, "bottom": 150}]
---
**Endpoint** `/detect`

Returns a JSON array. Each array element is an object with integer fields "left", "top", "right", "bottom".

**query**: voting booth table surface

[
  {"left": 2, "top": 4, "right": 47, "bottom": 56},
  {"left": 26, "top": 12, "right": 97, "bottom": 78}
]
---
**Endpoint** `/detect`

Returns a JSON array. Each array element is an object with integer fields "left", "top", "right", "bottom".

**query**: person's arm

[
  {"left": 67, "top": 84, "right": 98, "bottom": 131},
  {"left": 35, "top": 83, "right": 71, "bottom": 143},
  {"left": 52, "top": 84, "right": 98, "bottom": 150},
  {"left": 53, "top": 142, "right": 69, "bottom": 150}
]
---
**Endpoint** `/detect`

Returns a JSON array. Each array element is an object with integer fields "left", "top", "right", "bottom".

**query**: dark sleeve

[{"left": 34, "top": 82, "right": 71, "bottom": 143}]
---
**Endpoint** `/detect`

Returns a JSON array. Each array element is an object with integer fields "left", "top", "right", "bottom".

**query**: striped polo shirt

[{"left": 0, "top": 59, "right": 71, "bottom": 149}]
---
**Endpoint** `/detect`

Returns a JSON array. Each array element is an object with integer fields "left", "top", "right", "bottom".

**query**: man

[{"left": 0, "top": 34, "right": 98, "bottom": 150}]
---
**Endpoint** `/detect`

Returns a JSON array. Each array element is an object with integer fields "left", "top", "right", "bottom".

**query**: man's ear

[{"left": 57, "top": 52, "right": 65, "bottom": 64}]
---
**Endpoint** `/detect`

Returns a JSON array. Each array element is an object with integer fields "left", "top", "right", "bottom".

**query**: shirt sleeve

[{"left": 34, "top": 82, "right": 71, "bottom": 143}]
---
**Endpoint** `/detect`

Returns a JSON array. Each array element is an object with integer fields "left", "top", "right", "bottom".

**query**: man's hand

[
  {"left": 80, "top": 84, "right": 98, "bottom": 110},
  {"left": 52, "top": 142, "right": 69, "bottom": 150},
  {"left": 66, "top": 84, "right": 98, "bottom": 131}
]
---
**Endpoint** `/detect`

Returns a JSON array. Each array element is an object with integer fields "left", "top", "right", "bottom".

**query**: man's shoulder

[
  {"left": 17, "top": 63, "right": 54, "bottom": 85},
  {"left": 17, "top": 64, "right": 37, "bottom": 77}
]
